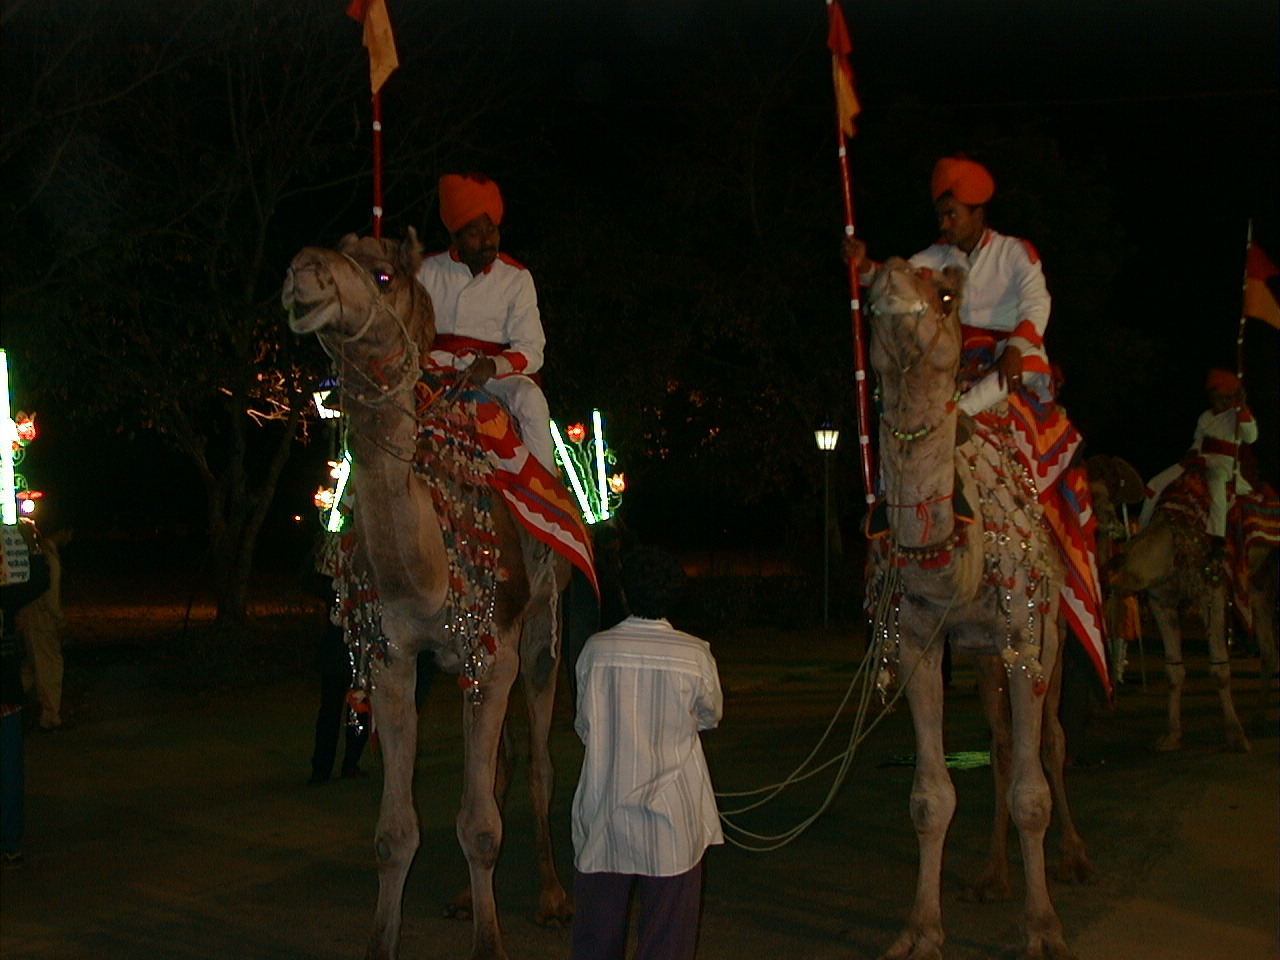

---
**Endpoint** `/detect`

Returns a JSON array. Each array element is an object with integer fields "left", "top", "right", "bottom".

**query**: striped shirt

[{"left": 571, "top": 616, "right": 724, "bottom": 877}]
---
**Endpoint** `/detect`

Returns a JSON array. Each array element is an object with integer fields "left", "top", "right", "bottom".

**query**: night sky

[{"left": 4, "top": 0, "right": 1277, "bottom": 549}]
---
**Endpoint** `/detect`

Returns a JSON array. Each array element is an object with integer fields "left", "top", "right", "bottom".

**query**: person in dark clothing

[
  {"left": 2, "top": 521, "right": 52, "bottom": 866},
  {"left": 300, "top": 536, "right": 370, "bottom": 785},
  {"left": 308, "top": 617, "right": 370, "bottom": 785}
]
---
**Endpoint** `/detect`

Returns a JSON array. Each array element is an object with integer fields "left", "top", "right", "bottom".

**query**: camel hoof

[
  {"left": 1154, "top": 734, "right": 1181, "bottom": 752},
  {"left": 879, "top": 928, "right": 944, "bottom": 960},
  {"left": 1224, "top": 730, "right": 1251, "bottom": 753},
  {"left": 443, "top": 896, "right": 473, "bottom": 921},
  {"left": 533, "top": 900, "right": 573, "bottom": 928},
  {"left": 964, "top": 875, "right": 1014, "bottom": 903},
  {"left": 1004, "top": 934, "right": 1078, "bottom": 960},
  {"left": 1052, "top": 856, "right": 1098, "bottom": 886}
]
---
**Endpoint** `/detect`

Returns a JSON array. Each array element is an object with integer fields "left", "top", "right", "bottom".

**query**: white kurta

[
  {"left": 911, "top": 228, "right": 1054, "bottom": 414},
  {"left": 416, "top": 248, "right": 554, "bottom": 469},
  {"left": 571, "top": 616, "right": 724, "bottom": 877},
  {"left": 1138, "top": 406, "right": 1258, "bottom": 533},
  {"left": 416, "top": 249, "right": 545, "bottom": 376},
  {"left": 1196, "top": 406, "right": 1258, "bottom": 536}
]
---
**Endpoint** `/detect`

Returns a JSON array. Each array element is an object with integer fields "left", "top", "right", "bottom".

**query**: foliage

[{"left": 5, "top": 0, "right": 1234, "bottom": 611}]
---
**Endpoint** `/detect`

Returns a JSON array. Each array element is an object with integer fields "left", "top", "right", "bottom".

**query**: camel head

[
  {"left": 283, "top": 228, "right": 428, "bottom": 339},
  {"left": 867, "top": 257, "right": 966, "bottom": 403}
]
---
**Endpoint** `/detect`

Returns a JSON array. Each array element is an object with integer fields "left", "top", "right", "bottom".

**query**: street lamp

[{"left": 814, "top": 423, "right": 839, "bottom": 628}]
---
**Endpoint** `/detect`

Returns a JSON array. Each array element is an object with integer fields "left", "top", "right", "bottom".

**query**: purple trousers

[{"left": 570, "top": 861, "right": 704, "bottom": 960}]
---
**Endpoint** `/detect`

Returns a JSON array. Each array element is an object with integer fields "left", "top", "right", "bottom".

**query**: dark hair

[{"left": 619, "top": 546, "right": 686, "bottom": 619}]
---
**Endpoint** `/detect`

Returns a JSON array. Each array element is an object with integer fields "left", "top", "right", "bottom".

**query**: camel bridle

[
  {"left": 869, "top": 280, "right": 962, "bottom": 445},
  {"left": 309, "top": 250, "right": 424, "bottom": 407}
]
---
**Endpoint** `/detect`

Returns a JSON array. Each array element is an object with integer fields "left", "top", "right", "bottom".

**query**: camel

[
  {"left": 1109, "top": 474, "right": 1278, "bottom": 752},
  {"left": 282, "top": 230, "right": 574, "bottom": 960},
  {"left": 864, "top": 258, "right": 1082, "bottom": 960}
]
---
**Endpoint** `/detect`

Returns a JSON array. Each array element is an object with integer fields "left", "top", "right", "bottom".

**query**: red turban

[
  {"left": 438, "top": 173, "right": 504, "bottom": 234},
  {"left": 931, "top": 157, "right": 995, "bottom": 206},
  {"left": 1206, "top": 368, "right": 1241, "bottom": 394}
]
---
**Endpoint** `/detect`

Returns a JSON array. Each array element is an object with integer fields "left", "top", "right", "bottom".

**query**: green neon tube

[
  {"left": 550, "top": 419, "right": 597, "bottom": 524},
  {"left": 326, "top": 451, "right": 352, "bottom": 532},
  {"left": 592, "top": 409, "right": 610, "bottom": 521},
  {"left": 0, "top": 349, "right": 17, "bottom": 525}
]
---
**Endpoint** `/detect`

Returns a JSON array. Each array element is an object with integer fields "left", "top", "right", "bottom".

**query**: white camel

[
  {"left": 864, "top": 258, "right": 1080, "bottom": 960},
  {"left": 283, "top": 230, "right": 574, "bottom": 960}
]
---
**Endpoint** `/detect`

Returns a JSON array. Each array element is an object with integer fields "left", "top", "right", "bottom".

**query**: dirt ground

[{"left": 0, "top": 545, "right": 1276, "bottom": 960}]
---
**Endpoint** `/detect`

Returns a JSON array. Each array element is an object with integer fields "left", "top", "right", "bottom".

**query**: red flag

[
  {"left": 1243, "top": 242, "right": 1280, "bottom": 328},
  {"left": 826, "top": 0, "right": 860, "bottom": 138},
  {"left": 347, "top": 0, "right": 399, "bottom": 95}
]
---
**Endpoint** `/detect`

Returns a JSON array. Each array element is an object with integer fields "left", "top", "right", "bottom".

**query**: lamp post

[{"left": 814, "top": 423, "right": 840, "bottom": 628}]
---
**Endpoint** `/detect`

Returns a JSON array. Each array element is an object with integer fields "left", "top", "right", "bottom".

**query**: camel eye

[
  {"left": 938, "top": 289, "right": 954, "bottom": 307},
  {"left": 374, "top": 270, "right": 393, "bottom": 288}
]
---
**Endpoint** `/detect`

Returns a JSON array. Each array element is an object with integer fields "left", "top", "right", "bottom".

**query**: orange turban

[
  {"left": 930, "top": 157, "right": 995, "bottom": 206},
  {"left": 1206, "top": 368, "right": 1241, "bottom": 394},
  {"left": 438, "top": 173, "right": 504, "bottom": 234}
]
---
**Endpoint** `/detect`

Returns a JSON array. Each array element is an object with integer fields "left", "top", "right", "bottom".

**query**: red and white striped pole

[{"left": 826, "top": 0, "right": 875, "bottom": 507}]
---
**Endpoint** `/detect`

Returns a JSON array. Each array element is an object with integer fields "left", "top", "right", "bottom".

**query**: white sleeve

[
  {"left": 499, "top": 271, "right": 545, "bottom": 377},
  {"left": 1006, "top": 242, "right": 1051, "bottom": 358},
  {"left": 695, "top": 654, "right": 724, "bottom": 732}
]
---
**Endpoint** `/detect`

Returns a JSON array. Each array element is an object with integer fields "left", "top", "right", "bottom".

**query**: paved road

[{"left": 1, "top": 621, "right": 1276, "bottom": 960}]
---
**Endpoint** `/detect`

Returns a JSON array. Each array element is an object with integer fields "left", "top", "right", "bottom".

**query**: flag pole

[
  {"left": 826, "top": 0, "right": 875, "bottom": 507},
  {"left": 348, "top": 0, "right": 398, "bottom": 238},
  {"left": 371, "top": 91, "right": 384, "bottom": 238},
  {"left": 1235, "top": 219, "right": 1253, "bottom": 382},
  {"left": 836, "top": 133, "right": 875, "bottom": 507}
]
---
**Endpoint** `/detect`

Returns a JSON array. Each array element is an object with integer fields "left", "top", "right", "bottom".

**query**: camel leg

[
  {"left": 1006, "top": 641, "right": 1076, "bottom": 960},
  {"left": 444, "top": 724, "right": 513, "bottom": 921},
  {"left": 969, "top": 656, "right": 1014, "bottom": 903},
  {"left": 365, "top": 646, "right": 422, "bottom": 960},
  {"left": 1204, "top": 585, "right": 1249, "bottom": 753},
  {"left": 457, "top": 637, "right": 521, "bottom": 960},
  {"left": 1251, "top": 548, "right": 1279, "bottom": 722},
  {"left": 1040, "top": 630, "right": 1095, "bottom": 885},
  {"left": 1149, "top": 588, "right": 1186, "bottom": 751},
  {"left": 880, "top": 637, "right": 954, "bottom": 960},
  {"left": 520, "top": 613, "right": 572, "bottom": 927}
]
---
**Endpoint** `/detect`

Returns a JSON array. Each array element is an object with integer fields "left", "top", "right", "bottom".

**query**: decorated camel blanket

[
  {"left": 414, "top": 367, "right": 598, "bottom": 597},
  {"left": 1156, "top": 462, "right": 1279, "bottom": 638},
  {"left": 974, "top": 395, "right": 1110, "bottom": 697}
]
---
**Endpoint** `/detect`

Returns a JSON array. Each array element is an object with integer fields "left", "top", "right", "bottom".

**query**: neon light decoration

[
  {"left": 1, "top": 349, "right": 21, "bottom": 525},
  {"left": 324, "top": 452, "right": 352, "bottom": 533},
  {"left": 312, "top": 377, "right": 342, "bottom": 420},
  {"left": 549, "top": 410, "right": 624, "bottom": 525}
]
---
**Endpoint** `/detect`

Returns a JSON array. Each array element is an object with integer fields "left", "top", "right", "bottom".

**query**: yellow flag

[
  {"left": 1244, "top": 242, "right": 1279, "bottom": 328},
  {"left": 347, "top": 0, "right": 399, "bottom": 95},
  {"left": 826, "top": 1, "right": 860, "bottom": 138}
]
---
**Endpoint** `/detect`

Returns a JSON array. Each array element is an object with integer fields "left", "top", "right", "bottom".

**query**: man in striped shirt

[{"left": 570, "top": 546, "right": 723, "bottom": 960}]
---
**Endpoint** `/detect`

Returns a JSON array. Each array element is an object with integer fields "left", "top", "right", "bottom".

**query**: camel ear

[
  {"left": 941, "top": 265, "right": 966, "bottom": 297},
  {"left": 338, "top": 233, "right": 360, "bottom": 253},
  {"left": 400, "top": 226, "right": 424, "bottom": 271}
]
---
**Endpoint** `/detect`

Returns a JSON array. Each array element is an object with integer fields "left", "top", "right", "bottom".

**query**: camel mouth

[
  {"left": 282, "top": 272, "right": 340, "bottom": 333},
  {"left": 286, "top": 297, "right": 339, "bottom": 334}
]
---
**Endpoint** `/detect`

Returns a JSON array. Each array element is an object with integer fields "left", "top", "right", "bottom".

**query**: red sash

[
  {"left": 434, "top": 334, "right": 504, "bottom": 356},
  {"left": 1201, "top": 437, "right": 1238, "bottom": 457}
]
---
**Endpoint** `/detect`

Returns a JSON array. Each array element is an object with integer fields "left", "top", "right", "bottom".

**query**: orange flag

[
  {"left": 347, "top": 0, "right": 399, "bottom": 95},
  {"left": 826, "top": 0, "right": 860, "bottom": 138},
  {"left": 1243, "top": 242, "right": 1280, "bottom": 328}
]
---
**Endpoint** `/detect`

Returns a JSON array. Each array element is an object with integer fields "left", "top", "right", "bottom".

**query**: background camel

[
  {"left": 283, "top": 230, "right": 575, "bottom": 960},
  {"left": 1108, "top": 474, "right": 1278, "bottom": 753},
  {"left": 863, "top": 258, "right": 1080, "bottom": 960}
]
